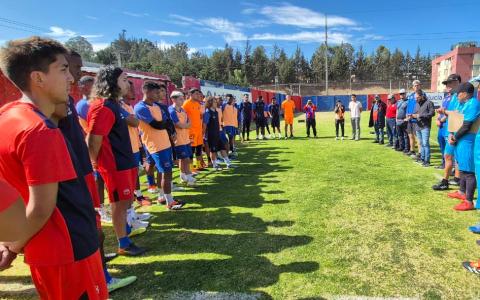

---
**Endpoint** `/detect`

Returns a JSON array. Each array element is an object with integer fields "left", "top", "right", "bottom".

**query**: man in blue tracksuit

[
  {"left": 447, "top": 83, "right": 480, "bottom": 211},
  {"left": 432, "top": 74, "right": 462, "bottom": 191},
  {"left": 396, "top": 89, "right": 409, "bottom": 152}
]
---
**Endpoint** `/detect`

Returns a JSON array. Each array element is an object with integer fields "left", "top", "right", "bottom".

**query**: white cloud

[
  {"left": 201, "top": 18, "right": 247, "bottom": 43},
  {"left": 123, "top": 11, "right": 149, "bottom": 18},
  {"left": 250, "top": 31, "right": 351, "bottom": 44},
  {"left": 358, "top": 34, "right": 384, "bottom": 41},
  {"left": 259, "top": 3, "right": 356, "bottom": 28},
  {"left": 92, "top": 43, "right": 110, "bottom": 51},
  {"left": 242, "top": 8, "right": 256, "bottom": 15},
  {"left": 170, "top": 14, "right": 198, "bottom": 25},
  {"left": 82, "top": 34, "right": 103, "bottom": 39},
  {"left": 148, "top": 30, "right": 181, "bottom": 37},
  {"left": 47, "top": 26, "right": 76, "bottom": 39},
  {"left": 85, "top": 15, "right": 98, "bottom": 21}
]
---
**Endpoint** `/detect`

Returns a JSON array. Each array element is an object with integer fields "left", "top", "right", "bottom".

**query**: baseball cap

[
  {"left": 388, "top": 94, "right": 395, "bottom": 100},
  {"left": 399, "top": 88, "right": 406, "bottom": 94},
  {"left": 374, "top": 94, "right": 380, "bottom": 99},
  {"left": 442, "top": 74, "right": 462, "bottom": 85},
  {"left": 412, "top": 80, "right": 421, "bottom": 86},
  {"left": 189, "top": 88, "right": 200, "bottom": 94},
  {"left": 456, "top": 82, "right": 474, "bottom": 94},
  {"left": 171, "top": 91, "right": 184, "bottom": 98}
]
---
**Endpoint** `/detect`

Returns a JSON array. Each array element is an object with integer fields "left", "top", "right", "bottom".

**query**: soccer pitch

[{"left": 2, "top": 112, "right": 480, "bottom": 300}]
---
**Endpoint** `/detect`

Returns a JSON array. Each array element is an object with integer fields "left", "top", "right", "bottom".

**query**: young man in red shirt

[
  {"left": 87, "top": 66, "right": 146, "bottom": 256},
  {"left": 0, "top": 36, "right": 107, "bottom": 299},
  {"left": 386, "top": 94, "right": 398, "bottom": 149}
]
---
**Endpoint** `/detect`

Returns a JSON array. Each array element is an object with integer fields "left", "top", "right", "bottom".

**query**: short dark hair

[
  {"left": 143, "top": 81, "right": 161, "bottom": 91},
  {"left": 93, "top": 65, "right": 124, "bottom": 99},
  {"left": 0, "top": 36, "right": 68, "bottom": 91},
  {"left": 68, "top": 49, "right": 81, "bottom": 58},
  {"left": 79, "top": 75, "right": 94, "bottom": 85}
]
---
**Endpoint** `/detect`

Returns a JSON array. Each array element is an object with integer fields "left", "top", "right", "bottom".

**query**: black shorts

[
  {"left": 207, "top": 134, "right": 225, "bottom": 152},
  {"left": 256, "top": 118, "right": 266, "bottom": 127},
  {"left": 271, "top": 117, "right": 280, "bottom": 128}
]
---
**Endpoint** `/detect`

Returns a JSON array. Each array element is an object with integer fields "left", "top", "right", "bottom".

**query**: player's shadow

[{"left": 109, "top": 229, "right": 318, "bottom": 299}]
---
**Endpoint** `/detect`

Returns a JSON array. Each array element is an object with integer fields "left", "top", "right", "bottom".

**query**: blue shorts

[
  {"left": 455, "top": 136, "right": 475, "bottom": 172},
  {"left": 133, "top": 151, "right": 141, "bottom": 166},
  {"left": 220, "top": 130, "right": 228, "bottom": 144},
  {"left": 444, "top": 136, "right": 455, "bottom": 157},
  {"left": 224, "top": 126, "right": 237, "bottom": 137},
  {"left": 151, "top": 148, "right": 173, "bottom": 173},
  {"left": 143, "top": 146, "right": 155, "bottom": 165},
  {"left": 175, "top": 144, "right": 192, "bottom": 160}
]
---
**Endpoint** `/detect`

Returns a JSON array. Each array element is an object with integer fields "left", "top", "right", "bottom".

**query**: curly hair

[
  {"left": 93, "top": 65, "right": 124, "bottom": 100},
  {"left": 204, "top": 96, "right": 215, "bottom": 109},
  {"left": 0, "top": 36, "right": 68, "bottom": 91}
]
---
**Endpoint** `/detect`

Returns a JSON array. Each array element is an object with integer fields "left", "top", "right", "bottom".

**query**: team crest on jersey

[{"left": 123, "top": 189, "right": 131, "bottom": 196}]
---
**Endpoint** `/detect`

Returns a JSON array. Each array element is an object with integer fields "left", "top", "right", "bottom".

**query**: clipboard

[{"left": 447, "top": 110, "right": 480, "bottom": 134}]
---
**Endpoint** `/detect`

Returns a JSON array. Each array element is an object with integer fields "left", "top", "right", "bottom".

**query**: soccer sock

[
  {"left": 147, "top": 175, "right": 155, "bottom": 186},
  {"left": 104, "top": 267, "right": 112, "bottom": 284},
  {"left": 125, "top": 223, "right": 132, "bottom": 235},
  {"left": 158, "top": 188, "right": 165, "bottom": 200},
  {"left": 118, "top": 236, "right": 131, "bottom": 248},
  {"left": 165, "top": 193, "right": 173, "bottom": 205}
]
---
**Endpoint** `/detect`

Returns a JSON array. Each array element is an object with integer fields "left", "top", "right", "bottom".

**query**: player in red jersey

[
  {"left": 0, "top": 36, "right": 107, "bottom": 299},
  {"left": 86, "top": 66, "right": 146, "bottom": 256}
]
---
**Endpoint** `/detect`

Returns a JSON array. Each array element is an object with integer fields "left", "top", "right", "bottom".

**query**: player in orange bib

[
  {"left": 281, "top": 95, "right": 296, "bottom": 139},
  {"left": 169, "top": 91, "right": 196, "bottom": 186},
  {"left": 183, "top": 88, "right": 206, "bottom": 169}
]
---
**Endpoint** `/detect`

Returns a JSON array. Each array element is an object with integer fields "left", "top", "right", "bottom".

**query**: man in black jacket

[
  {"left": 369, "top": 95, "right": 387, "bottom": 144},
  {"left": 411, "top": 90, "right": 435, "bottom": 167}
]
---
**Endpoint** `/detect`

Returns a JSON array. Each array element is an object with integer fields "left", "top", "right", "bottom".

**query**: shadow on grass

[{"left": 107, "top": 142, "right": 318, "bottom": 299}]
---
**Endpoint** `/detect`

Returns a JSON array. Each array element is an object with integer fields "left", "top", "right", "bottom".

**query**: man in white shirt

[{"left": 349, "top": 94, "right": 363, "bottom": 141}]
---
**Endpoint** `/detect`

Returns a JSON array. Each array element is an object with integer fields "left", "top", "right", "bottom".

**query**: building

[{"left": 431, "top": 46, "right": 480, "bottom": 92}]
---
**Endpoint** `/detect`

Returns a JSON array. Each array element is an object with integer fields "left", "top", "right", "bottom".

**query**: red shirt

[
  {"left": 386, "top": 103, "right": 397, "bottom": 118},
  {"left": 0, "top": 101, "right": 98, "bottom": 266},
  {"left": 0, "top": 177, "right": 19, "bottom": 212}
]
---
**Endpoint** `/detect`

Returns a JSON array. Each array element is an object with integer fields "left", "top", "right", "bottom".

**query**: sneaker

[
  {"left": 135, "top": 212, "right": 152, "bottom": 221},
  {"left": 335, "top": 137, "right": 339, "bottom": 140},
  {"left": 214, "top": 165, "right": 223, "bottom": 171},
  {"left": 147, "top": 185, "right": 158, "bottom": 194},
  {"left": 186, "top": 179, "right": 196, "bottom": 187},
  {"left": 454, "top": 200, "right": 474, "bottom": 211},
  {"left": 434, "top": 165, "right": 445, "bottom": 170},
  {"left": 256, "top": 136, "right": 259, "bottom": 140},
  {"left": 463, "top": 261, "right": 480, "bottom": 275},
  {"left": 167, "top": 200, "right": 185, "bottom": 211},
  {"left": 422, "top": 162, "right": 430, "bottom": 167},
  {"left": 157, "top": 197, "right": 166, "bottom": 205},
  {"left": 341, "top": 137, "right": 344, "bottom": 141},
  {"left": 386, "top": 143, "right": 393, "bottom": 147},
  {"left": 131, "top": 219, "right": 149, "bottom": 228},
  {"left": 117, "top": 243, "right": 146, "bottom": 256},
  {"left": 409, "top": 153, "right": 417, "bottom": 158},
  {"left": 108, "top": 276, "right": 137, "bottom": 293},
  {"left": 468, "top": 224, "right": 480, "bottom": 234},
  {"left": 448, "top": 191, "right": 466, "bottom": 201},
  {"left": 284, "top": 136, "right": 288, "bottom": 140},
  {"left": 373, "top": 140, "right": 379, "bottom": 143},
  {"left": 415, "top": 158, "right": 424, "bottom": 164},
  {"left": 449, "top": 177, "right": 460, "bottom": 186},
  {"left": 290, "top": 135, "right": 294, "bottom": 139},
  {"left": 379, "top": 141, "right": 384, "bottom": 145},
  {"left": 128, "top": 227, "right": 147, "bottom": 238},
  {"left": 226, "top": 164, "right": 235, "bottom": 169},
  {"left": 432, "top": 179, "right": 449, "bottom": 191},
  {"left": 136, "top": 196, "right": 152, "bottom": 206}
]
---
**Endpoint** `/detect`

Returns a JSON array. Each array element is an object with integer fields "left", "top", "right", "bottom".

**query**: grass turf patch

[{"left": 2, "top": 112, "right": 480, "bottom": 299}]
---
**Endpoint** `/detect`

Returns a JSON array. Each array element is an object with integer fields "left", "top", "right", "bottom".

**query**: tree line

[{"left": 66, "top": 31, "right": 433, "bottom": 87}]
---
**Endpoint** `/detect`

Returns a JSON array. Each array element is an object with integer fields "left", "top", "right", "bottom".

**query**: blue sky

[{"left": 1, "top": 0, "right": 479, "bottom": 59}]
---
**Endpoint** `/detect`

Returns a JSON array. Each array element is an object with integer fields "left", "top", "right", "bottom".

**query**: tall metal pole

[{"left": 325, "top": 15, "right": 328, "bottom": 96}]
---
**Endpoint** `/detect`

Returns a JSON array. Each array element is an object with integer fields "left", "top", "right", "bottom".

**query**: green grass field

[{"left": 2, "top": 111, "right": 480, "bottom": 300}]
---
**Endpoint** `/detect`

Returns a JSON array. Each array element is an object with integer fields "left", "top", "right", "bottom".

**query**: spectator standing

[
  {"left": 348, "top": 94, "right": 363, "bottom": 141},
  {"left": 304, "top": 99, "right": 317, "bottom": 138},
  {"left": 396, "top": 89, "right": 409, "bottom": 152},
  {"left": 369, "top": 95, "right": 387, "bottom": 144},
  {"left": 334, "top": 100, "right": 346, "bottom": 140}
]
